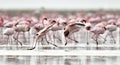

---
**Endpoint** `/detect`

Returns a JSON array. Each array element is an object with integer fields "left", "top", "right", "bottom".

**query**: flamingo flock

[{"left": 0, "top": 12, "right": 120, "bottom": 50}]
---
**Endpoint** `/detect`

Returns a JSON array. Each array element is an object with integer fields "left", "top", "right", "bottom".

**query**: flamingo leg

[
  {"left": 86, "top": 31, "right": 89, "bottom": 45},
  {"left": 92, "top": 34, "right": 99, "bottom": 45},
  {"left": 99, "top": 35, "right": 106, "bottom": 40},
  {"left": 67, "top": 36, "right": 79, "bottom": 43},
  {"left": 53, "top": 31, "right": 56, "bottom": 43},
  {"left": 7, "top": 36, "right": 9, "bottom": 46},
  {"left": 22, "top": 32, "right": 27, "bottom": 43},
  {"left": 72, "top": 33, "right": 76, "bottom": 42},
  {"left": 95, "top": 35, "right": 99, "bottom": 50},
  {"left": 92, "top": 34, "right": 95, "bottom": 40},
  {"left": 27, "top": 36, "right": 39, "bottom": 50},
  {"left": 54, "top": 35, "right": 62, "bottom": 43},
  {"left": 53, "top": 31, "right": 62, "bottom": 43},
  {"left": 47, "top": 32, "right": 51, "bottom": 40},
  {"left": 14, "top": 32, "right": 19, "bottom": 45},
  {"left": 65, "top": 37, "right": 68, "bottom": 46},
  {"left": 103, "top": 32, "right": 109, "bottom": 44},
  {"left": 10, "top": 36, "right": 13, "bottom": 49},
  {"left": 95, "top": 35, "right": 99, "bottom": 45},
  {"left": 2, "top": 35, "right": 8, "bottom": 44},
  {"left": 110, "top": 32, "right": 116, "bottom": 44},
  {"left": 57, "top": 31, "right": 62, "bottom": 43},
  {"left": 13, "top": 35, "right": 22, "bottom": 46},
  {"left": 40, "top": 37, "right": 44, "bottom": 45},
  {"left": 45, "top": 34, "right": 57, "bottom": 47}
]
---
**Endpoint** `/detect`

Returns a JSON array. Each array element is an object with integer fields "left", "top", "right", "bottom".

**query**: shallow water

[{"left": 0, "top": 56, "right": 119, "bottom": 65}]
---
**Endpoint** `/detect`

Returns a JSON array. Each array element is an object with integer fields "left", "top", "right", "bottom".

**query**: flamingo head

[
  {"left": 51, "top": 20, "right": 56, "bottom": 24},
  {"left": 62, "top": 22, "right": 67, "bottom": 26},
  {"left": 43, "top": 18, "right": 47, "bottom": 20},
  {"left": 81, "top": 19, "right": 87, "bottom": 23},
  {"left": 104, "top": 27, "right": 107, "bottom": 30}
]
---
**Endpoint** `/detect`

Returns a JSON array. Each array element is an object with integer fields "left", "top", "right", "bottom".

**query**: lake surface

[{"left": 0, "top": 56, "right": 119, "bottom": 65}]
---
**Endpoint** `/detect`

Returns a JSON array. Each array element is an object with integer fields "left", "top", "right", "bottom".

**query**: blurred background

[
  {"left": 0, "top": 0, "right": 120, "bottom": 10},
  {"left": 0, "top": 0, "right": 120, "bottom": 16}
]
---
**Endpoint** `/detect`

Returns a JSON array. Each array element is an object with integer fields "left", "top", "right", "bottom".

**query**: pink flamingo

[
  {"left": 28, "top": 20, "right": 57, "bottom": 50},
  {"left": 50, "top": 17, "right": 67, "bottom": 43},
  {"left": 90, "top": 22, "right": 107, "bottom": 45},
  {"left": 64, "top": 22, "right": 85, "bottom": 46},
  {"left": 13, "top": 18, "right": 31, "bottom": 44},
  {"left": 81, "top": 19, "right": 92, "bottom": 45},
  {"left": 3, "top": 24, "right": 22, "bottom": 46},
  {"left": 104, "top": 22, "right": 117, "bottom": 44}
]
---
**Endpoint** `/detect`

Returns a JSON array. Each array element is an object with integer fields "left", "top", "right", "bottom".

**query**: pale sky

[{"left": 0, "top": 0, "right": 120, "bottom": 10}]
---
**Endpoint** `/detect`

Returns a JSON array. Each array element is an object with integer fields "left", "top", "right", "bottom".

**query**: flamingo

[
  {"left": 27, "top": 20, "right": 57, "bottom": 50},
  {"left": 50, "top": 17, "right": 67, "bottom": 43},
  {"left": 13, "top": 19, "right": 31, "bottom": 44},
  {"left": 104, "top": 24, "right": 117, "bottom": 44},
  {"left": 3, "top": 24, "right": 22, "bottom": 46},
  {"left": 80, "top": 19, "right": 92, "bottom": 45},
  {"left": 90, "top": 22, "right": 107, "bottom": 45},
  {"left": 64, "top": 22, "right": 85, "bottom": 46}
]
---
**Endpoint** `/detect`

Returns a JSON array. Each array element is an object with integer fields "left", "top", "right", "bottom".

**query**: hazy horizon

[{"left": 0, "top": 0, "right": 120, "bottom": 10}]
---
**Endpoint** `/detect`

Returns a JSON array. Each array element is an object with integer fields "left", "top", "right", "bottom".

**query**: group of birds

[{"left": 0, "top": 12, "right": 120, "bottom": 50}]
